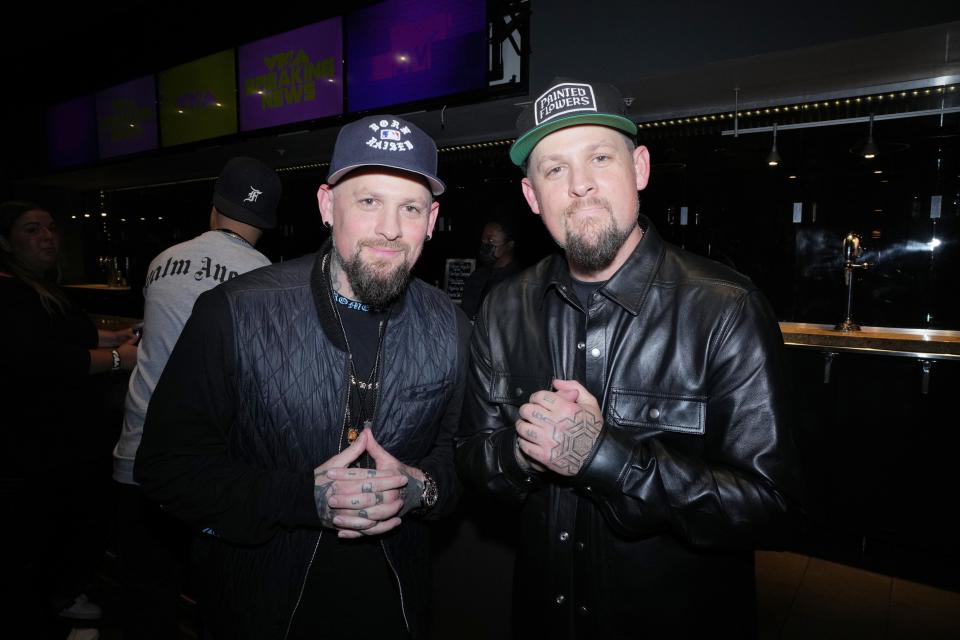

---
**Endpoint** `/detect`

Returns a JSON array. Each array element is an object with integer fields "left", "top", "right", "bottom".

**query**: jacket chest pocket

[
  {"left": 379, "top": 380, "right": 452, "bottom": 460},
  {"left": 607, "top": 389, "right": 706, "bottom": 450},
  {"left": 490, "top": 372, "right": 554, "bottom": 406}
]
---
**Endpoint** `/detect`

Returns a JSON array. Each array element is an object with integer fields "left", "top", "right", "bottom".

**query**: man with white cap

[
  {"left": 136, "top": 116, "right": 469, "bottom": 639},
  {"left": 457, "top": 78, "right": 803, "bottom": 639}
]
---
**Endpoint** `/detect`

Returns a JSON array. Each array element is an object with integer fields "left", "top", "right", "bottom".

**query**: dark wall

[{"left": 528, "top": 0, "right": 960, "bottom": 88}]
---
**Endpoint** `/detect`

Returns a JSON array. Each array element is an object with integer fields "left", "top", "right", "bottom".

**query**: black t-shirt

[
  {"left": 571, "top": 276, "right": 605, "bottom": 309},
  {"left": 289, "top": 292, "right": 408, "bottom": 639}
]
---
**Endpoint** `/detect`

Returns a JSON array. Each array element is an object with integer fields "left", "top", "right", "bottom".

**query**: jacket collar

[
  {"left": 541, "top": 214, "right": 664, "bottom": 316},
  {"left": 309, "top": 239, "right": 409, "bottom": 349}
]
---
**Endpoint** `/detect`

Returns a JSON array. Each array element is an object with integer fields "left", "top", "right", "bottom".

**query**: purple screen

[
  {"left": 239, "top": 18, "right": 343, "bottom": 132},
  {"left": 47, "top": 96, "right": 98, "bottom": 167},
  {"left": 96, "top": 75, "right": 158, "bottom": 159},
  {"left": 346, "top": 0, "right": 487, "bottom": 112}
]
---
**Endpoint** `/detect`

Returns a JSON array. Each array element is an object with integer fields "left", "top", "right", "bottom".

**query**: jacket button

[
  {"left": 555, "top": 594, "right": 566, "bottom": 605},
  {"left": 559, "top": 531, "right": 569, "bottom": 542},
  {"left": 515, "top": 387, "right": 524, "bottom": 397},
  {"left": 576, "top": 342, "right": 585, "bottom": 350},
  {"left": 578, "top": 605, "right": 589, "bottom": 616},
  {"left": 577, "top": 541, "right": 586, "bottom": 551},
  {"left": 648, "top": 407, "right": 660, "bottom": 420},
  {"left": 590, "top": 347, "right": 601, "bottom": 358}
]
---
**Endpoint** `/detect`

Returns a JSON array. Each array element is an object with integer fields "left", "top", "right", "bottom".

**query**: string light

[{"left": 635, "top": 84, "right": 957, "bottom": 130}]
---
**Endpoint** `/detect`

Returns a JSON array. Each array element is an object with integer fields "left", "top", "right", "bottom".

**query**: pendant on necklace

[{"left": 347, "top": 419, "right": 373, "bottom": 445}]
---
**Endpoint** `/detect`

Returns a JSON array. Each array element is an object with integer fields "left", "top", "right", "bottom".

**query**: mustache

[
  {"left": 359, "top": 240, "right": 409, "bottom": 252},
  {"left": 564, "top": 197, "right": 612, "bottom": 217}
]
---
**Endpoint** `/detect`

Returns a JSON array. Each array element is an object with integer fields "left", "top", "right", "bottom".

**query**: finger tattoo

[
  {"left": 350, "top": 498, "right": 360, "bottom": 506},
  {"left": 359, "top": 509, "right": 368, "bottom": 518},
  {"left": 532, "top": 410, "right": 553, "bottom": 424},
  {"left": 526, "top": 428, "right": 538, "bottom": 441},
  {"left": 375, "top": 493, "right": 384, "bottom": 505},
  {"left": 362, "top": 482, "right": 373, "bottom": 493}
]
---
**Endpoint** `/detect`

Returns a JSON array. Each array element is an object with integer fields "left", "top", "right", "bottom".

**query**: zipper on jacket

[
  {"left": 380, "top": 540, "right": 411, "bottom": 633},
  {"left": 283, "top": 531, "right": 322, "bottom": 640}
]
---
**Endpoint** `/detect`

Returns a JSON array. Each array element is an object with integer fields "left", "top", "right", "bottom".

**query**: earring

[
  {"left": 425, "top": 234, "right": 432, "bottom": 241},
  {"left": 323, "top": 221, "right": 332, "bottom": 229}
]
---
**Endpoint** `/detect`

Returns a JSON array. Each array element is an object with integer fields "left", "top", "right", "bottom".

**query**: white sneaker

[
  {"left": 65, "top": 629, "right": 100, "bottom": 640},
  {"left": 57, "top": 593, "right": 102, "bottom": 620}
]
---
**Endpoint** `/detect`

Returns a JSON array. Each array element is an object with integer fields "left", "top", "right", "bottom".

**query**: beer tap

[{"left": 834, "top": 232, "right": 870, "bottom": 331}]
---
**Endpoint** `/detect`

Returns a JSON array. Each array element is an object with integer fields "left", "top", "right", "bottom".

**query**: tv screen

[
  {"left": 47, "top": 96, "right": 98, "bottom": 168},
  {"left": 96, "top": 75, "right": 158, "bottom": 159},
  {"left": 239, "top": 18, "right": 343, "bottom": 132},
  {"left": 346, "top": 0, "right": 487, "bottom": 112},
  {"left": 159, "top": 49, "right": 238, "bottom": 147}
]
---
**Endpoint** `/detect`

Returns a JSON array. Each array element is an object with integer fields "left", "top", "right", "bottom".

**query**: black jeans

[{"left": 115, "top": 482, "right": 192, "bottom": 640}]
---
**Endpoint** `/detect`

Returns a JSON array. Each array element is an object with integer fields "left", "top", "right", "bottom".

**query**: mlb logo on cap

[{"left": 381, "top": 129, "right": 402, "bottom": 141}]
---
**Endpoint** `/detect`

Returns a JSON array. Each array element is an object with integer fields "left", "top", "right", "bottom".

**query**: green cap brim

[{"left": 509, "top": 113, "right": 638, "bottom": 166}]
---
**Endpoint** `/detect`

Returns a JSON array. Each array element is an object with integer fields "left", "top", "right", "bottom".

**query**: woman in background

[{"left": 0, "top": 201, "right": 137, "bottom": 637}]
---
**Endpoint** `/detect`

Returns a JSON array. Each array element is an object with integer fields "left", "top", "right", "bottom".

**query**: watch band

[{"left": 111, "top": 349, "right": 121, "bottom": 371}]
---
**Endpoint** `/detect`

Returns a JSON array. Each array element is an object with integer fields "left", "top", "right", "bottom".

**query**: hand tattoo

[
  {"left": 361, "top": 482, "right": 373, "bottom": 493},
  {"left": 549, "top": 410, "right": 602, "bottom": 475},
  {"left": 314, "top": 481, "right": 336, "bottom": 528},
  {"left": 525, "top": 428, "right": 538, "bottom": 441},
  {"left": 375, "top": 492, "right": 384, "bottom": 505},
  {"left": 399, "top": 473, "right": 423, "bottom": 516}
]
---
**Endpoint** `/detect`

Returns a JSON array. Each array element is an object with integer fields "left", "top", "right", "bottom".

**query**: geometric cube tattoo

[{"left": 549, "top": 410, "right": 602, "bottom": 475}]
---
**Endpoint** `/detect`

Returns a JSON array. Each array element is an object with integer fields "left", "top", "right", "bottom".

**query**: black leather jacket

[
  {"left": 137, "top": 248, "right": 469, "bottom": 639},
  {"left": 456, "top": 217, "right": 802, "bottom": 639}
]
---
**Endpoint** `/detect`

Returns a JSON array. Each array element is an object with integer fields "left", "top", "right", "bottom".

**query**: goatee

[
  {"left": 336, "top": 241, "right": 412, "bottom": 309},
  {"left": 563, "top": 198, "right": 636, "bottom": 273}
]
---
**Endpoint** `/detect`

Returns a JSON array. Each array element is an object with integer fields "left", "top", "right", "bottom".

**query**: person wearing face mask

[
  {"left": 459, "top": 217, "right": 520, "bottom": 321},
  {"left": 0, "top": 201, "right": 138, "bottom": 634}
]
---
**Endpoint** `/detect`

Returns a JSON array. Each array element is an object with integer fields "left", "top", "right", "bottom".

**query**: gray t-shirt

[{"left": 112, "top": 230, "right": 271, "bottom": 484}]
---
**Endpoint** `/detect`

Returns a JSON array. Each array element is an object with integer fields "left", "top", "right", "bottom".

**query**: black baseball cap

[
  {"left": 510, "top": 77, "right": 638, "bottom": 166},
  {"left": 327, "top": 115, "right": 445, "bottom": 195},
  {"left": 212, "top": 157, "right": 282, "bottom": 229}
]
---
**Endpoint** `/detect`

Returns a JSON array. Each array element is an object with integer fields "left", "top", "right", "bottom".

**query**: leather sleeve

[
  {"left": 455, "top": 310, "right": 544, "bottom": 504},
  {"left": 576, "top": 290, "right": 804, "bottom": 548}
]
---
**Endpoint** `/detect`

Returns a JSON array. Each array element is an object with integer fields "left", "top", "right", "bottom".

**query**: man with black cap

[
  {"left": 456, "top": 78, "right": 803, "bottom": 638},
  {"left": 135, "top": 116, "right": 469, "bottom": 639},
  {"left": 113, "top": 156, "right": 281, "bottom": 639}
]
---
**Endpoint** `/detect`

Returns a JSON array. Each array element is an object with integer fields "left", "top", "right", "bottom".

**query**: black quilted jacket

[{"left": 136, "top": 246, "right": 469, "bottom": 639}]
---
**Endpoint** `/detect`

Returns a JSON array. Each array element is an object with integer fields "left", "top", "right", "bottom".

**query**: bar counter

[{"left": 779, "top": 322, "right": 960, "bottom": 361}]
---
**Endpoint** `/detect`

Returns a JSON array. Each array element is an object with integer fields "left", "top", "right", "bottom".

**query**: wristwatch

[
  {"left": 420, "top": 471, "right": 438, "bottom": 511},
  {"left": 111, "top": 349, "right": 121, "bottom": 371}
]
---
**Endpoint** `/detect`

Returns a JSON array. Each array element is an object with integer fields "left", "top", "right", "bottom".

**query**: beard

[
  {"left": 562, "top": 197, "right": 637, "bottom": 273},
  {"left": 335, "top": 240, "right": 413, "bottom": 309}
]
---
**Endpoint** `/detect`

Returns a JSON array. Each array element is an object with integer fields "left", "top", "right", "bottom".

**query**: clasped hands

[
  {"left": 515, "top": 378, "right": 604, "bottom": 477},
  {"left": 313, "top": 429, "right": 424, "bottom": 539}
]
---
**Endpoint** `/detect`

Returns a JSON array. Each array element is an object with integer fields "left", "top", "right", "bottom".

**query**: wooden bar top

[{"left": 779, "top": 322, "right": 960, "bottom": 360}]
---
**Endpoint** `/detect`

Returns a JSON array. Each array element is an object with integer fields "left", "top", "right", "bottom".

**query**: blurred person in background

[{"left": 0, "top": 201, "right": 137, "bottom": 637}]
